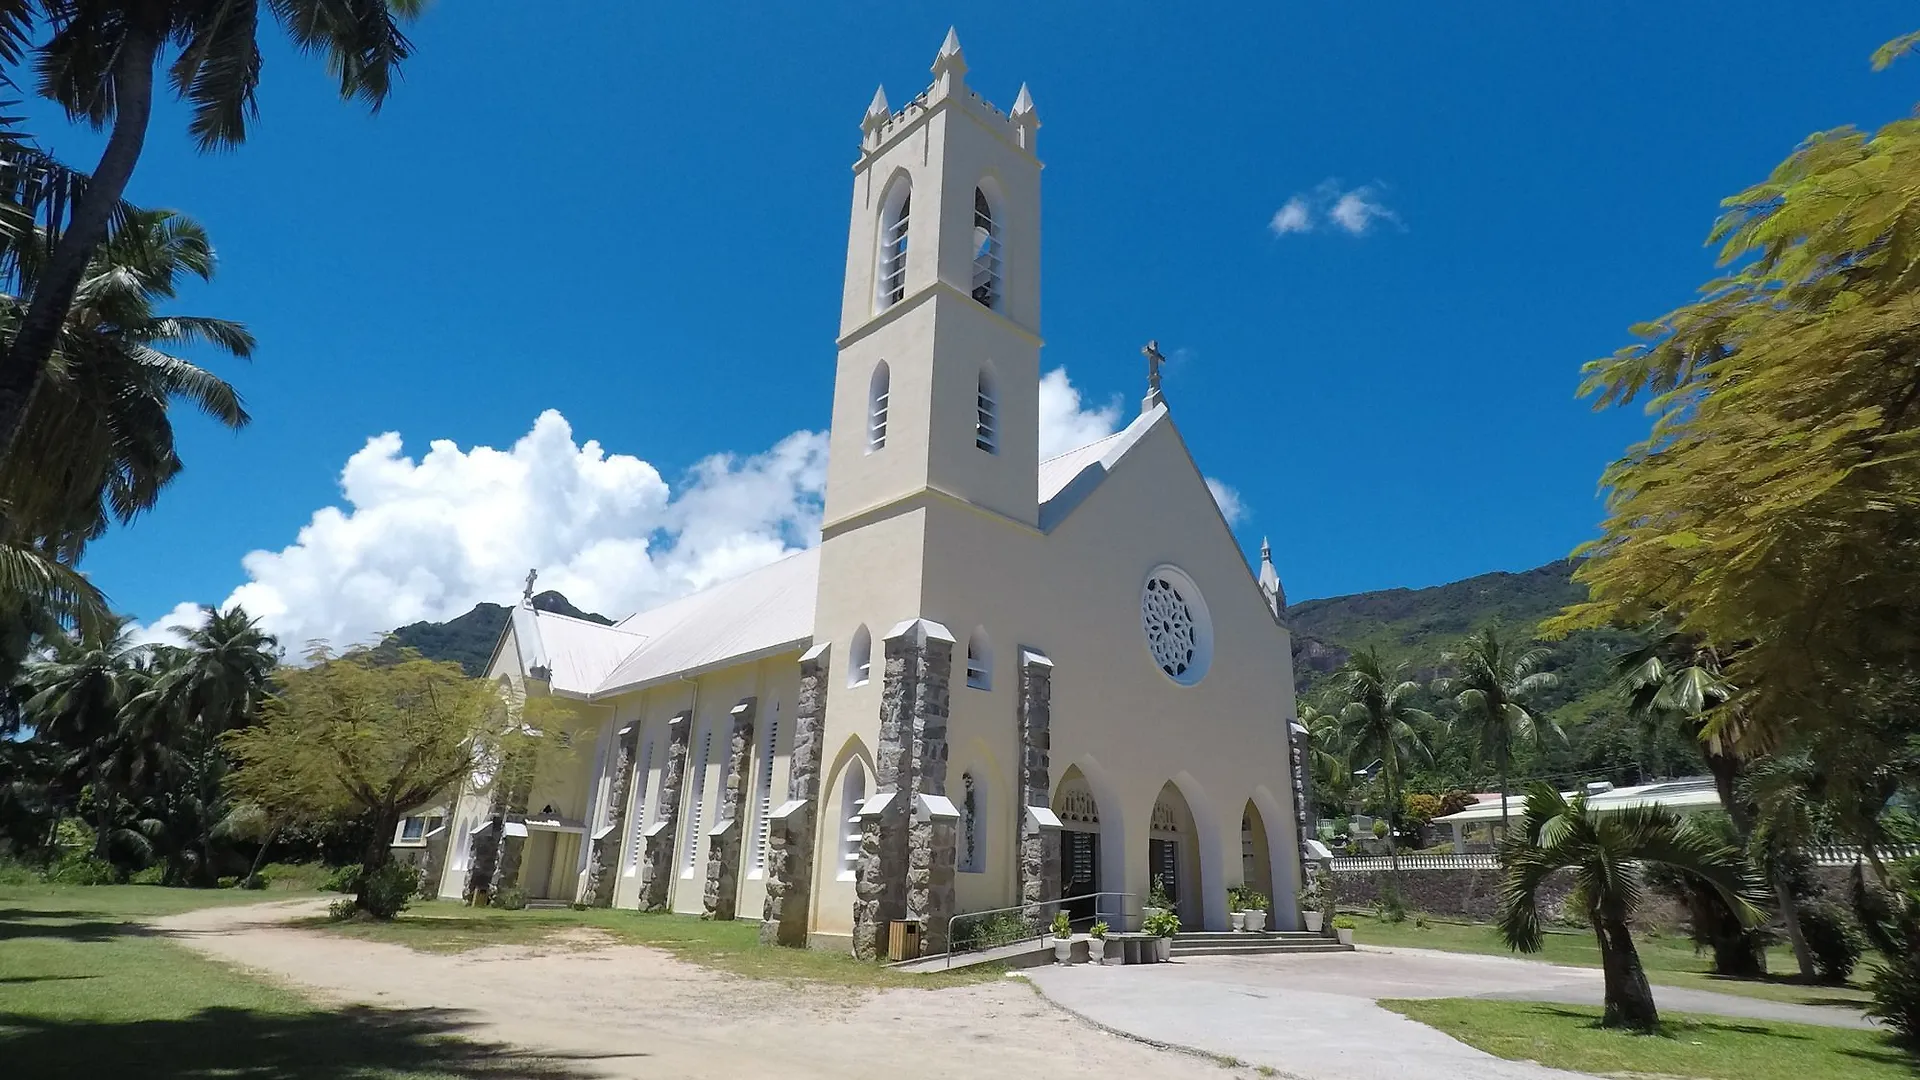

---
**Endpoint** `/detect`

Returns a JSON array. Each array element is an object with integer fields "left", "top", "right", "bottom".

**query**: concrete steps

[{"left": 1170, "top": 930, "right": 1352, "bottom": 958}]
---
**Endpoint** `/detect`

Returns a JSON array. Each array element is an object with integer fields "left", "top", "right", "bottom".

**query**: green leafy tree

[
  {"left": 224, "top": 646, "right": 544, "bottom": 917},
  {"left": 0, "top": 0, "right": 425, "bottom": 461},
  {"left": 19, "top": 616, "right": 144, "bottom": 858},
  {"left": 1332, "top": 647, "right": 1434, "bottom": 883},
  {"left": 1497, "top": 783, "right": 1762, "bottom": 1031},
  {"left": 1433, "top": 626, "right": 1562, "bottom": 838}
]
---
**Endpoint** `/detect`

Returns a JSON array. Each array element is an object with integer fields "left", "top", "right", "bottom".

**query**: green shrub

[
  {"left": 44, "top": 853, "right": 118, "bottom": 886},
  {"left": 239, "top": 873, "right": 268, "bottom": 890},
  {"left": 952, "top": 910, "right": 1031, "bottom": 951},
  {"left": 1147, "top": 876, "right": 1173, "bottom": 911},
  {"left": 1089, "top": 921, "right": 1109, "bottom": 938},
  {"left": 128, "top": 864, "right": 166, "bottom": 885},
  {"left": 1050, "top": 911, "right": 1072, "bottom": 938},
  {"left": 0, "top": 859, "right": 41, "bottom": 886},
  {"left": 493, "top": 886, "right": 528, "bottom": 911},
  {"left": 356, "top": 861, "right": 421, "bottom": 920},
  {"left": 1332, "top": 915, "right": 1356, "bottom": 930},
  {"left": 1332, "top": 817, "right": 1351, "bottom": 837},
  {"left": 1374, "top": 881, "right": 1408, "bottom": 923},
  {"left": 1229, "top": 887, "right": 1269, "bottom": 911},
  {"left": 1143, "top": 909, "right": 1181, "bottom": 937},
  {"left": 216, "top": 875, "right": 240, "bottom": 889},
  {"left": 1799, "top": 900, "right": 1866, "bottom": 983},
  {"left": 1371, "top": 819, "right": 1389, "bottom": 839},
  {"left": 327, "top": 898, "right": 358, "bottom": 921},
  {"left": 321, "top": 864, "right": 363, "bottom": 893}
]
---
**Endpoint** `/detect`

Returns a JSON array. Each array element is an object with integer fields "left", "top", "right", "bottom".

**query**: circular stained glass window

[{"left": 1141, "top": 565, "right": 1212, "bottom": 686}]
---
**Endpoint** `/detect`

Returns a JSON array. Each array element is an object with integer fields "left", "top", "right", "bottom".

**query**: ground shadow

[
  {"left": 0, "top": 1005, "right": 630, "bottom": 1079},
  {"left": 1530, "top": 1005, "right": 1810, "bottom": 1041},
  {"left": 0, "top": 909, "right": 152, "bottom": 943},
  {"left": 1838, "top": 1046, "right": 1920, "bottom": 1076}
]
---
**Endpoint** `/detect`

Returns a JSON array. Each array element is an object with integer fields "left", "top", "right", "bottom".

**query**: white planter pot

[
  {"left": 1156, "top": 937, "right": 1172, "bottom": 962},
  {"left": 1054, "top": 937, "right": 1073, "bottom": 963},
  {"left": 1229, "top": 911, "right": 1245, "bottom": 932},
  {"left": 1303, "top": 911, "right": 1324, "bottom": 933},
  {"left": 1336, "top": 927, "right": 1354, "bottom": 947},
  {"left": 1091, "top": 939, "right": 1107, "bottom": 964},
  {"left": 1244, "top": 909, "right": 1267, "bottom": 932}
]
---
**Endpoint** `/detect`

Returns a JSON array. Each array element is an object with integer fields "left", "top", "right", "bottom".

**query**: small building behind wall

[{"left": 419, "top": 32, "right": 1307, "bottom": 951}]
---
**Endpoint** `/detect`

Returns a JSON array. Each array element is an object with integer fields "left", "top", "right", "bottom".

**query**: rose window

[{"left": 1141, "top": 566, "right": 1212, "bottom": 686}]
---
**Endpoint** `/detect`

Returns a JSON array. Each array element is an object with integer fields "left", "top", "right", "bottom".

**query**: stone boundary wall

[{"left": 1332, "top": 864, "right": 1862, "bottom": 927}]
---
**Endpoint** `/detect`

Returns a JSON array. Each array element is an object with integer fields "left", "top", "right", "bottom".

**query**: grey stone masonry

[
  {"left": 463, "top": 772, "right": 512, "bottom": 903},
  {"left": 585, "top": 724, "right": 638, "bottom": 907},
  {"left": 486, "top": 756, "right": 533, "bottom": 903},
  {"left": 640, "top": 712, "right": 693, "bottom": 911},
  {"left": 762, "top": 643, "right": 828, "bottom": 947},
  {"left": 1018, "top": 648, "right": 1059, "bottom": 927},
  {"left": 853, "top": 622, "right": 925, "bottom": 959},
  {"left": 702, "top": 698, "right": 757, "bottom": 920},
  {"left": 906, "top": 628, "right": 956, "bottom": 953}
]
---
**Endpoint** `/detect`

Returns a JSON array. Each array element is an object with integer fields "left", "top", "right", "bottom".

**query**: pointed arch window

[
  {"left": 877, "top": 180, "right": 911, "bottom": 310},
  {"left": 848, "top": 624, "right": 872, "bottom": 687},
  {"left": 959, "top": 771, "right": 985, "bottom": 873},
  {"left": 867, "top": 362, "right": 889, "bottom": 453},
  {"left": 971, "top": 187, "right": 1003, "bottom": 309},
  {"left": 838, "top": 763, "right": 866, "bottom": 880},
  {"left": 966, "top": 629, "right": 992, "bottom": 690},
  {"left": 975, "top": 369, "right": 999, "bottom": 454}
]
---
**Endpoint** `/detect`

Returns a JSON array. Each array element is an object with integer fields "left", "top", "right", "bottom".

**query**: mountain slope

[{"left": 386, "top": 591, "right": 612, "bottom": 677}]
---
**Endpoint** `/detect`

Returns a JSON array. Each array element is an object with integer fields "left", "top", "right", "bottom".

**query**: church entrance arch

[
  {"left": 1149, "top": 781, "right": 1203, "bottom": 928},
  {"left": 1053, "top": 766, "right": 1102, "bottom": 924},
  {"left": 1241, "top": 799, "right": 1276, "bottom": 931}
]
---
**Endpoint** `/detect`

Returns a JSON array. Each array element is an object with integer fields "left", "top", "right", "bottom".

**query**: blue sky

[{"left": 33, "top": 2, "right": 1920, "bottom": 644}]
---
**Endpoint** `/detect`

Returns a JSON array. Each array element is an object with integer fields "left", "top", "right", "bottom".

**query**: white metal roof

[
  {"left": 1432, "top": 777, "right": 1722, "bottom": 825},
  {"left": 506, "top": 425, "right": 1157, "bottom": 699}
]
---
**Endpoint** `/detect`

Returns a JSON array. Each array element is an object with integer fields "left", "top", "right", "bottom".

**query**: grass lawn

[
  {"left": 1382, "top": 998, "right": 1915, "bottom": 1080},
  {"left": 316, "top": 899, "right": 1003, "bottom": 989},
  {"left": 1353, "top": 915, "right": 1877, "bottom": 1009},
  {"left": 0, "top": 882, "right": 584, "bottom": 1079}
]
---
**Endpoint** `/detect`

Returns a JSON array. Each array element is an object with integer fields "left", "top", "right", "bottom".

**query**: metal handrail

[{"left": 944, "top": 890, "right": 1139, "bottom": 968}]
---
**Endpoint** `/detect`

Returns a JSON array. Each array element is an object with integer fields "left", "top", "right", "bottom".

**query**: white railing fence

[{"left": 1329, "top": 844, "right": 1920, "bottom": 874}]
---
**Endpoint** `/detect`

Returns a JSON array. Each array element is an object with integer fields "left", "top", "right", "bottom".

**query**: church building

[{"left": 411, "top": 32, "right": 1307, "bottom": 956}]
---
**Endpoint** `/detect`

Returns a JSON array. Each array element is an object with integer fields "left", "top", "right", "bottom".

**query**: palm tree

[
  {"left": 1434, "top": 626, "right": 1563, "bottom": 840},
  {"left": 1297, "top": 702, "right": 1353, "bottom": 818},
  {"left": 20, "top": 616, "right": 145, "bottom": 858},
  {"left": 136, "top": 605, "right": 277, "bottom": 883},
  {"left": 1497, "top": 783, "right": 1762, "bottom": 1031},
  {"left": 1742, "top": 751, "right": 1823, "bottom": 980},
  {"left": 1332, "top": 647, "right": 1434, "bottom": 883},
  {"left": 2, "top": 208, "right": 252, "bottom": 562},
  {"left": 0, "top": 0, "right": 426, "bottom": 459},
  {"left": 1614, "top": 630, "right": 1750, "bottom": 829}
]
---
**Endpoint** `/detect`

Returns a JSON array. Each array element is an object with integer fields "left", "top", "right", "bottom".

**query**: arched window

[
  {"left": 848, "top": 624, "right": 872, "bottom": 688},
  {"left": 959, "top": 771, "right": 985, "bottom": 873},
  {"left": 877, "top": 179, "right": 911, "bottom": 310},
  {"left": 867, "top": 362, "right": 889, "bottom": 453},
  {"left": 966, "top": 628, "right": 992, "bottom": 690},
  {"left": 837, "top": 763, "right": 866, "bottom": 880},
  {"left": 971, "top": 187, "right": 1002, "bottom": 309},
  {"left": 975, "top": 368, "right": 999, "bottom": 454}
]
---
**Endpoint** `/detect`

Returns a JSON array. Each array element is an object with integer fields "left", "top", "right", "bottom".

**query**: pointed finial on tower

[
  {"left": 862, "top": 85, "right": 891, "bottom": 150},
  {"left": 1010, "top": 81, "right": 1040, "bottom": 151},
  {"left": 1256, "top": 541, "right": 1287, "bottom": 619},
  {"left": 1261, "top": 536, "right": 1272, "bottom": 561},
  {"left": 1142, "top": 339, "right": 1167, "bottom": 414},
  {"left": 1011, "top": 82, "right": 1036, "bottom": 118},
  {"left": 866, "top": 85, "right": 890, "bottom": 122},
  {"left": 930, "top": 26, "right": 968, "bottom": 100}
]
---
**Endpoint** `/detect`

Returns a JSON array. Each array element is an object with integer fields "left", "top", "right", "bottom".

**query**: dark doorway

[
  {"left": 1062, "top": 829, "right": 1099, "bottom": 923},
  {"left": 1149, "top": 837, "right": 1180, "bottom": 908}
]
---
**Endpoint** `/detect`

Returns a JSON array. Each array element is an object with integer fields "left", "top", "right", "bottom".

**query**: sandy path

[{"left": 153, "top": 900, "right": 1264, "bottom": 1080}]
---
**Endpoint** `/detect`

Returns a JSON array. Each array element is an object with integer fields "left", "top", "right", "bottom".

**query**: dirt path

[{"left": 153, "top": 900, "right": 1265, "bottom": 1080}]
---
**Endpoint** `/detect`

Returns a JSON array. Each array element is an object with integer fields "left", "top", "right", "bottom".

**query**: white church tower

[{"left": 821, "top": 28, "right": 1043, "bottom": 527}]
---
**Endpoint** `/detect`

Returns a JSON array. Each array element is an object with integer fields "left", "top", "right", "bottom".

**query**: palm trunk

[
  {"left": 1498, "top": 763, "right": 1510, "bottom": 843},
  {"left": 0, "top": 28, "right": 160, "bottom": 459},
  {"left": 244, "top": 821, "right": 282, "bottom": 884},
  {"left": 1770, "top": 857, "right": 1818, "bottom": 980},
  {"left": 1595, "top": 916, "right": 1659, "bottom": 1030}
]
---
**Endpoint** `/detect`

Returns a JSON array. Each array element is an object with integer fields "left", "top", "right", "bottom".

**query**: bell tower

[{"left": 820, "top": 29, "right": 1043, "bottom": 530}]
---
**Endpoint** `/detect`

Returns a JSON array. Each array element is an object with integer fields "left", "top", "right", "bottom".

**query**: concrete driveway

[{"left": 1025, "top": 946, "right": 1872, "bottom": 1080}]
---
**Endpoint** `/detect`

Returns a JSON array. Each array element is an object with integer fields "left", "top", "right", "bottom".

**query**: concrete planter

[
  {"left": 1303, "top": 911, "right": 1324, "bottom": 933},
  {"left": 1090, "top": 937, "right": 1107, "bottom": 964},
  {"left": 1243, "top": 909, "right": 1266, "bottom": 932},
  {"left": 1229, "top": 911, "right": 1245, "bottom": 932},
  {"left": 1336, "top": 927, "right": 1354, "bottom": 947},
  {"left": 1155, "top": 937, "right": 1171, "bottom": 962},
  {"left": 1054, "top": 937, "right": 1073, "bottom": 963}
]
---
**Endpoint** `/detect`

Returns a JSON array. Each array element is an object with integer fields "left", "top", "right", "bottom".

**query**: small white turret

[
  {"left": 862, "top": 85, "right": 890, "bottom": 151},
  {"left": 1257, "top": 537, "right": 1287, "bottom": 620},
  {"left": 930, "top": 27, "right": 968, "bottom": 101},
  {"left": 1010, "top": 82, "right": 1039, "bottom": 151}
]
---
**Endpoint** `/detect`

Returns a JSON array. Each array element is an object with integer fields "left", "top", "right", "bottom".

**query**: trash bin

[{"left": 887, "top": 919, "right": 922, "bottom": 961}]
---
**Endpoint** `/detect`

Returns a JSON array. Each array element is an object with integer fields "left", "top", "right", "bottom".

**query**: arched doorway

[
  {"left": 1149, "top": 781, "right": 1204, "bottom": 929},
  {"left": 1053, "top": 766, "right": 1102, "bottom": 924},
  {"left": 1241, "top": 800, "right": 1276, "bottom": 931}
]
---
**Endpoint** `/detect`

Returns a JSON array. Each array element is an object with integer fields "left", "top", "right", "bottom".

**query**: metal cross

[
  {"left": 1143, "top": 339, "right": 1166, "bottom": 396},
  {"left": 523, "top": 568, "right": 538, "bottom": 601}
]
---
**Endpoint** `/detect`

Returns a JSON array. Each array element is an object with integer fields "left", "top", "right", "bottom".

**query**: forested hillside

[{"left": 1289, "top": 561, "right": 1703, "bottom": 795}]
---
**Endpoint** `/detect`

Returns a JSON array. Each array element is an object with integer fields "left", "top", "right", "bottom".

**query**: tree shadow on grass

[
  {"left": 0, "top": 909, "right": 151, "bottom": 943},
  {"left": 1838, "top": 1046, "right": 1920, "bottom": 1076},
  {"left": 0, "top": 1005, "right": 629, "bottom": 1079},
  {"left": 1529, "top": 1005, "right": 1810, "bottom": 1041}
]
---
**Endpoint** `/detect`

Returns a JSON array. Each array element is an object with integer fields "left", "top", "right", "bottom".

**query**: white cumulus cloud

[
  {"left": 137, "top": 368, "right": 1129, "bottom": 651},
  {"left": 1205, "top": 478, "right": 1246, "bottom": 524},
  {"left": 1269, "top": 180, "right": 1399, "bottom": 237}
]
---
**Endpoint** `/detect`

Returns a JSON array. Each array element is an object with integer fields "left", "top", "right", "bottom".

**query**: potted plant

[
  {"left": 1144, "top": 876, "right": 1173, "bottom": 921},
  {"left": 1332, "top": 914, "right": 1356, "bottom": 947},
  {"left": 1143, "top": 909, "right": 1180, "bottom": 961},
  {"left": 1296, "top": 886, "right": 1323, "bottom": 932},
  {"left": 1089, "top": 920, "right": 1109, "bottom": 964},
  {"left": 1236, "top": 889, "right": 1269, "bottom": 933},
  {"left": 1052, "top": 911, "right": 1074, "bottom": 963}
]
